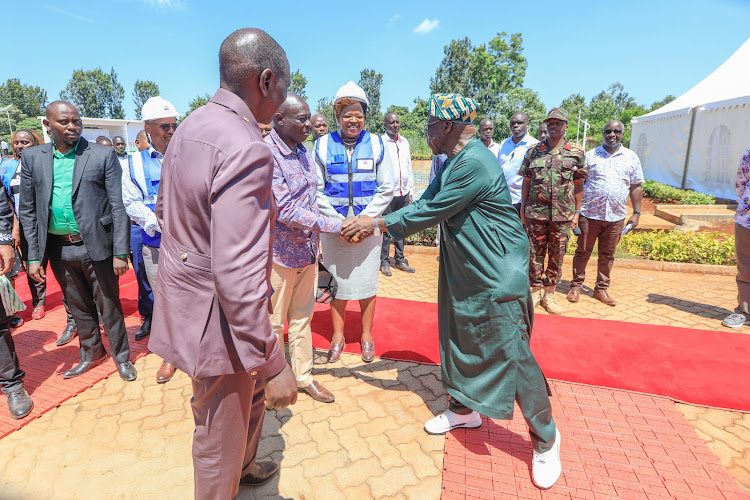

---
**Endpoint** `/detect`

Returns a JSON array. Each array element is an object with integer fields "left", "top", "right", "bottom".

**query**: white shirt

[
  {"left": 484, "top": 140, "right": 501, "bottom": 158},
  {"left": 381, "top": 134, "right": 414, "bottom": 197},
  {"left": 121, "top": 147, "right": 162, "bottom": 236},
  {"left": 581, "top": 145, "right": 645, "bottom": 222},
  {"left": 498, "top": 134, "right": 539, "bottom": 204}
]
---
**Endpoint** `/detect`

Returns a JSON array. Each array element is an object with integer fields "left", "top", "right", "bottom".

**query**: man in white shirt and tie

[
  {"left": 498, "top": 112, "right": 539, "bottom": 214},
  {"left": 380, "top": 112, "right": 415, "bottom": 276}
]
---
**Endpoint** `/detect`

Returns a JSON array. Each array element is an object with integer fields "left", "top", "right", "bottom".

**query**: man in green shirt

[
  {"left": 19, "top": 101, "right": 135, "bottom": 381},
  {"left": 341, "top": 94, "right": 562, "bottom": 490}
]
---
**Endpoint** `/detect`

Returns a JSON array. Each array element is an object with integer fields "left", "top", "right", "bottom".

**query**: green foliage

[
  {"left": 650, "top": 95, "right": 676, "bottom": 112},
  {"left": 132, "top": 79, "right": 160, "bottom": 120},
  {"left": 642, "top": 180, "right": 716, "bottom": 204},
  {"left": 0, "top": 79, "right": 47, "bottom": 118},
  {"left": 405, "top": 226, "right": 438, "bottom": 246},
  {"left": 494, "top": 87, "right": 547, "bottom": 139},
  {"left": 400, "top": 130, "right": 432, "bottom": 160},
  {"left": 359, "top": 69, "right": 384, "bottom": 134},
  {"left": 620, "top": 231, "right": 735, "bottom": 266},
  {"left": 181, "top": 92, "right": 212, "bottom": 123},
  {"left": 60, "top": 67, "right": 125, "bottom": 119},
  {"left": 314, "top": 97, "right": 336, "bottom": 133},
  {"left": 289, "top": 70, "right": 307, "bottom": 98}
]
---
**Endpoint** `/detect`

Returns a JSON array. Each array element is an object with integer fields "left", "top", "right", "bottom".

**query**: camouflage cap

[
  {"left": 543, "top": 107, "right": 569, "bottom": 123},
  {"left": 428, "top": 93, "right": 479, "bottom": 124}
]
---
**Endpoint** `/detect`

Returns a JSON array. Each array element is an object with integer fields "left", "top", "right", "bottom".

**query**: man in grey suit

[
  {"left": 149, "top": 29, "right": 297, "bottom": 499},
  {"left": 19, "top": 101, "right": 136, "bottom": 381}
]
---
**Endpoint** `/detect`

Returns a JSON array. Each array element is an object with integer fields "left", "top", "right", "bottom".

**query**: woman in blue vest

[
  {"left": 0, "top": 129, "right": 46, "bottom": 327},
  {"left": 315, "top": 81, "right": 394, "bottom": 363}
]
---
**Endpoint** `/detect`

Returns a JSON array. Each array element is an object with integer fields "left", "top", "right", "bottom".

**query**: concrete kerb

[{"left": 403, "top": 244, "right": 736, "bottom": 276}]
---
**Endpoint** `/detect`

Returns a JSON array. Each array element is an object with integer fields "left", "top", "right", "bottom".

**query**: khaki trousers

[
  {"left": 269, "top": 263, "right": 316, "bottom": 388},
  {"left": 191, "top": 372, "right": 265, "bottom": 500}
]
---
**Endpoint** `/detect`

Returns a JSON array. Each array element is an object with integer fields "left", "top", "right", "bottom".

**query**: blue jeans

[{"left": 130, "top": 228, "right": 153, "bottom": 318}]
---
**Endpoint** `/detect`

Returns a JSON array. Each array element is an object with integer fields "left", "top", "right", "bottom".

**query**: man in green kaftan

[{"left": 341, "top": 94, "right": 562, "bottom": 490}]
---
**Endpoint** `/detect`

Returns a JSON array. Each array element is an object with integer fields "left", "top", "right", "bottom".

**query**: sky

[{"left": 6, "top": 0, "right": 750, "bottom": 122}]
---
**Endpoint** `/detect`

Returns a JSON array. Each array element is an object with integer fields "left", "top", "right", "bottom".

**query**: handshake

[{"left": 340, "top": 214, "right": 378, "bottom": 243}]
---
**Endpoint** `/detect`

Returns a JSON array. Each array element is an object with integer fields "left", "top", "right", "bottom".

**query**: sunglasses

[
  {"left": 604, "top": 129, "right": 623, "bottom": 135},
  {"left": 148, "top": 122, "right": 178, "bottom": 132}
]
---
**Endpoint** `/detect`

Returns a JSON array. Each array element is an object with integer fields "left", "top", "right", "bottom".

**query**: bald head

[
  {"left": 384, "top": 112, "right": 400, "bottom": 139},
  {"left": 46, "top": 100, "right": 78, "bottom": 120},
  {"left": 276, "top": 92, "right": 308, "bottom": 116},
  {"left": 479, "top": 118, "right": 494, "bottom": 146},
  {"left": 602, "top": 120, "right": 625, "bottom": 153},
  {"left": 135, "top": 129, "right": 150, "bottom": 151},
  {"left": 509, "top": 112, "right": 529, "bottom": 141},
  {"left": 219, "top": 28, "right": 289, "bottom": 93},
  {"left": 273, "top": 92, "right": 311, "bottom": 148},
  {"left": 311, "top": 114, "right": 328, "bottom": 140},
  {"left": 44, "top": 100, "right": 82, "bottom": 151}
]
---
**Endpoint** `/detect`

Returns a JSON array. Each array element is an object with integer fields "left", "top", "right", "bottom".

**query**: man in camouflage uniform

[{"left": 520, "top": 108, "right": 587, "bottom": 315}]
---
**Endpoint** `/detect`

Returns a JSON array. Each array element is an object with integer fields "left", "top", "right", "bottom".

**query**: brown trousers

[
  {"left": 571, "top": 215, "right": 625, "bottom": 291},
  {"left": 735, "top": 223, "right": 750, "bottom": 314},
  {"left": 191, "top": 371, "right": 266, "bottom": 499}
]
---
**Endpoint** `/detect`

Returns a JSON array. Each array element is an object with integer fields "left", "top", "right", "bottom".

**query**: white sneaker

[
  {"left": 722, "top": 313, "right": 747, "bottom": 329},
  {"left": 532, "top": 429, "right": 561, "bottom": 489},
  {"left": 424, "top": 410, "right": 482, "bottom": 435}
]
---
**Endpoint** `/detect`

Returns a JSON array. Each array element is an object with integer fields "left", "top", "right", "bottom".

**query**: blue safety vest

[
  {"left": 128, "top": 150, "right": 162, "bottom": 247},
  {"left": 316, "top": 131, "right": 384, "bottom": 217},
  {"left": 0, "top": 159, "right": 19, "bottom": 208}
]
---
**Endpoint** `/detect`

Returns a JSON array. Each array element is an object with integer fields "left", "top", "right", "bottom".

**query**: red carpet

[{"left": 310, "top": 297, "right": 750, "bottom": 412}]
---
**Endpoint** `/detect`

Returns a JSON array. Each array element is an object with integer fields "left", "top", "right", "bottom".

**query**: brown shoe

[
  {"left": 593, "top": 289, "right": 616, "bottom": 306},
  {"left": 361, "top": 340, "right": 375, "bottom": 363},
  {"left": 156, "top": 361, "right": 176, "bottom": 383},
  {"left": 566, "top": 288, "right": 580, "bottom": 303},
  {"left": 327, "top": 340, "right": 345, "bottom": 363},
  {"left": 301, "top": 379, "right": 335, "bottom": 403},
  {"left": 239, "top": 460, "right": 279, "bottom": 486}
]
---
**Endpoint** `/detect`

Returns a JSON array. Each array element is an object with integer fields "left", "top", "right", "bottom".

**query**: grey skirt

[{"left": 319, "top": 232, "right": 380, "bottom": 300}]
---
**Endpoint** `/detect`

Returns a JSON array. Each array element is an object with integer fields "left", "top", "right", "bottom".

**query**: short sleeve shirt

[
  {"left": 581, "top": 145, "right": 644, "bottom": 222},
  {"left": 520, "top": 141, "right": 587, "bottom": 222}
]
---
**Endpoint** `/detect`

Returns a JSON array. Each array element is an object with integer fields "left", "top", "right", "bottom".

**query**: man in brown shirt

[{"left": 148, "top": 28, "right": 297, "bottom": 499}]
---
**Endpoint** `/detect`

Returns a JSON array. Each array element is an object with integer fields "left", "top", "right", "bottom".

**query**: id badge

[{"left": 357, "top": 158, "right": 374, "bottom": 172}]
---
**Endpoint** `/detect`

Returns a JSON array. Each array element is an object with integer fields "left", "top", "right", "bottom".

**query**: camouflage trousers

[{"left": 525, "top": 219, "right": 572, "bottom": 288}]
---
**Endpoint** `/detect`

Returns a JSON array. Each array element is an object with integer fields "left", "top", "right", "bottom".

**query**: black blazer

[{"left": 19, "top": 138, "right": 130, "bottom": 262}]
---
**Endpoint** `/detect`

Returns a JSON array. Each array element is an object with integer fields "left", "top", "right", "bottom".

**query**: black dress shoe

[
  {"left": 135, "top": 316, "right": 152, "bottom": 341},
  {"left": 394, "top": 260, "right": 415, "bottom": 273},
  {"left": 7, "top": 388, "right": 33, "bottom": 419},
  {"left": 117, "top": 361, "right": 137, "bottom": 381},
  {"left": 63, "top": 354, "right": 108, "bottom": 379},
  {"left": 56, "top": 325, "right": 78, "bottom": 346},
  {"left": 380, "top": 262, "right": 392, "bottom": 277},
  {"left": 239, "top": 460, "right": 280, "bottom": 486},
  {"left": 9, "top": 316, "right": 23, "bottom": 328}
]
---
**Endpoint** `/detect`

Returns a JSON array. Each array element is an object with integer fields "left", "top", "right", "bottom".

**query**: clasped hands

[{"left": 340, "top": 214, "right": 376, "bottom": 244}]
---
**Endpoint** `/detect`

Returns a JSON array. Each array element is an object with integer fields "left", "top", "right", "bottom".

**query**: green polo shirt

[{"left": 48, "top": 142, "right": 81, "bottom": 236}]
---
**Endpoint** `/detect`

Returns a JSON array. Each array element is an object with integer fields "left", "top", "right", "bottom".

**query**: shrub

[
  {"left": 642, "top": 180, "right": 715, "bottom": 205},
  {"left": 404, "top": 226, "right": 438, "bottom": 246},
  {"left": 617, "top": 230, "right": 734, "bottom": 266}
]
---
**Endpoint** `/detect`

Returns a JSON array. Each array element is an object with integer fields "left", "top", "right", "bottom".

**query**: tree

[
  {"left": 650, "top": 94, "right": 676, "bottom": 112},
  {"left": 133, "top": 79, "right": 160, "bottom": 119},
  {"left": 430, "top": 37, "right": 472, "bottom": 96},
  {"left": 358, "top": 69, "right": 384, "bottom": 134},
  {"left": 181, "top": 92, "right": 212, "bottom": 123},
  {"left": 494, "top": 88, "right": 546, "bottom": 139},
  {"left": 0, "top": 79, "right": 47, "bottom": 118},
  {"left": 60, "top": 67, "right": 125, "bottom": 119},
  {"left": 289, "top": 70, "right": 307, "bottom": 99},
  {"left": 314, "top": 97, "right": 336, "bottom": 132}
]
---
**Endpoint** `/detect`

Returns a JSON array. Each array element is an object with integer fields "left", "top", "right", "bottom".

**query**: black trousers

[
  {"left": 25, "top": 256, "right": 75, "bottom": 327},
  {"left": 0, "top": 302, "right": 22, "bottom": 393},
  {"left": 47, "top": 237, "right": 130, "bottom": 364},
  {"left": 381, "top": 194, "right": 411, "bottom": 264}
]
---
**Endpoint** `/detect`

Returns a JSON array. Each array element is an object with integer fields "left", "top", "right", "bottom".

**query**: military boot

[
  {"left": 531, "top": 287, "right": 543, "bottom": 308},
  {"left": 542, "top": 291, "right": 563, "bottom": 315}
]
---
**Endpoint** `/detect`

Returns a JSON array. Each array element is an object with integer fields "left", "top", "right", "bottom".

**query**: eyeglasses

[
  {"left": 148, "top": 122, "right": 178, "bottom": 132},
  {"left": 604, "top": 129, "right": 623, "bottom": 135}
]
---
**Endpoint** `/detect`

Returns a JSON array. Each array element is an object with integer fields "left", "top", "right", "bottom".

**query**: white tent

[{"left": 631, "top": 37, "right": 750, "bottom": 200}]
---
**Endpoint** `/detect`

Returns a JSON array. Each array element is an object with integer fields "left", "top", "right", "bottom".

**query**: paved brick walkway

[{"left": 0, "top": 248, "right": 748, "bottom": 498}]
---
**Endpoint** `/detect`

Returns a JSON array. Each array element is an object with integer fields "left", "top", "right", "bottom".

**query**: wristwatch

[
  {"left": 633, "top": 211, "right": 642, "bottom": 215},
  {"left": 373, "top": 218, "right": 381, "bottom": 236}
]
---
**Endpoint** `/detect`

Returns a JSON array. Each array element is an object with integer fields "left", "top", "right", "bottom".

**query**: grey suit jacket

[
  {"left": 18, "top": 138, "right": 130, "bottom": 262},
  {"left": 148, "top": 88, "right": 285, "bottom": 379}
]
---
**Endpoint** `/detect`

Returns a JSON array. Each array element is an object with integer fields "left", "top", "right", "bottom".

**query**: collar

[
  {"left": 383, "top": 133, "right": 401, "bottom": 143},
  {"left": 210, "top": 87, "right": 259, "bottom": 129},
  {"left": 148, "top": 146, "right": 164, "bottom": 160},
  {"left": 52, "top": 138, "right": 81, "bottom": 158},
  {"left": 268, "top": 128, "right": 305, "bottom": 156},
  {"left": 596, "top": 144, "right": 623, "bottom": 157},
  {"left": 507, "top": 133, "right": 533, "bottom": 147}
]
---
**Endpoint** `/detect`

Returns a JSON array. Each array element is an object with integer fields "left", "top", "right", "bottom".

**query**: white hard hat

[
  {"left": 141, "top": 96, "right": 179, "bottom": 122},
  {"left": 333, "top": 81, "right": 369, "bottom": 108}
]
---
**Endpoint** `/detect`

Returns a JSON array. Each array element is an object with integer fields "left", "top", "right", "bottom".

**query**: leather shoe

[
  {"left": 9, "top": 316, "right": 23, "bottom": 328},
  {"left": 301, "top": 379, "right": 335, "bottom": 403},
  {"left": 7, "top": 388, "right": 33, "bottom": 419},
  {"left": 56, "top": 325, "right": 78, "bottom": 346},
  {"left": 380, "top": 262, "right": 392, "bottom": 277},
  {"left": 156, "top": 361, "right": 175, "bottom": 383},
  {"left": 593, "top": 289, "right": 616, "bottom": 306},
  {"left": 361, "top": 340, "right": 375, "bottom": 363},
  {"left": 63, "top": 354, "right": 108, "bottom": 379},
  {"left": 394, "top": 260, "right": 415, "bottom": 273},
  {"left": 31, "top": 305, "right": 46, "bottom": 320},
  {"left": 239, "top": 460, "right": 279, "bottom": 486},
  {"left": 135, "top": 316, "right": 151, "bottom": 341},
  {"left": 327, "top": 340, "right": 345, "bottom": 363},
  {"left": 117, "top": 361, "right": 137, "bottom": 381},
  {"left": 566, "top": 288, "right": 580, "bottom": 303}
]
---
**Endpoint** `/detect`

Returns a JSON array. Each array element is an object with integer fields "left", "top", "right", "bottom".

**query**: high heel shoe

[
  {"left": 327, "top": 340, "right": 345, "bottom": 363},
  {"left": 361, "top": 340, "right": 375, "bottom": 363}
]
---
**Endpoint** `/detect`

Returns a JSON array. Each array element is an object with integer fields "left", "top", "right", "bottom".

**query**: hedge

[{"left": 642, "top": 180, "right": 716, "bottom": 205}]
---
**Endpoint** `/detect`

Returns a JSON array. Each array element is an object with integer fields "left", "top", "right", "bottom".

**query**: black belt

[
  {"left": 54, "top": 234, "right": 83, "bottom": 243},
  {"left": 131, "top": 220, "right": 138, "bottom": 226}
]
